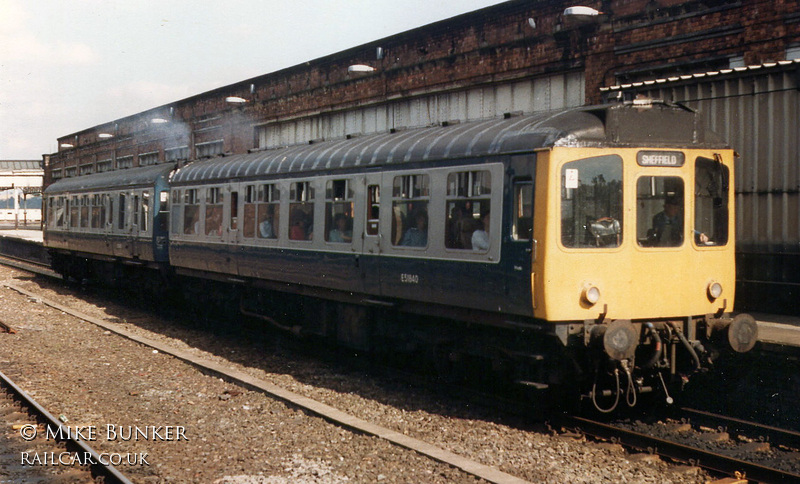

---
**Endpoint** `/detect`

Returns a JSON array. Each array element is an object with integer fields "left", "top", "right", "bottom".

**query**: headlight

[
  {"left": 707, "top": 281, "right": 723, "bottom": 300},
  {"left": 582, "top": 284, "right": 601, "bottom": 305}
]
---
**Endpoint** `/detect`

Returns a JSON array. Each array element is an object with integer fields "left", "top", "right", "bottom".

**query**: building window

[
  {"left": 97, "top": 159, "right": 112, "bottom": 172},
  {"left": 165, "top": 146, "right": 190, "bottom": 162},
  {"left": 787, "top": 45, "right": 800, "bottom": 61},
  {"left": 116, "top": 155, "right": 133, "bottom": 169},
  {"left": 196, "top": 140, "right": 223, "bottom": 158},
  {"left": 139, "top": 152, "right": 159, "bottom": 166},
  {"left": 729, "top": 55, "right": 745, "bottom": 68}
]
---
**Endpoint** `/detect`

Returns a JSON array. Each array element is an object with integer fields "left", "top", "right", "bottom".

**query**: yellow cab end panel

[{"left": 532, "top": 147, "right": 736, "bottom": 323}]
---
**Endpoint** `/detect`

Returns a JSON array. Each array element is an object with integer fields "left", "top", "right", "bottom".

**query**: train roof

[
  {"left": 45, "top": 163, "right": 174, "bottom": 194},
  {"left": 171, "top": 102, "right": 727, "bottom": 184}
]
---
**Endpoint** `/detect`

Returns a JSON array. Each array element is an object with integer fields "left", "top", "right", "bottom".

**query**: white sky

[{"left": 0, "top": 0, "right": 506, "bottom": 159}]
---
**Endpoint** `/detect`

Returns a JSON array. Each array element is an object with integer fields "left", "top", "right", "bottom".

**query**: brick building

[
  {"left": 44, "top": 0, "right": 800, "bottom": 311},
  {"left": 48, "top": 1, "right": 799, "bottom": 182}
]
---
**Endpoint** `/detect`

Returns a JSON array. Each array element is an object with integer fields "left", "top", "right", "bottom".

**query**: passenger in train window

[
  {"left": 471, "top": 211, "right": 490, "bottom": 251},
  {"left": 289, "top": 209, "right": 309, "bottom": 240},
  {"left": 206, "top": 208, "right": 222, "bottom": 236},
  {"left": 400, "top": 210, "right": 428, "bottom": 247},
  {"left": 259, "top": 216, "right": 275, "bottom": 238},
  {"left": 651, "top": 196, "right": 686, "bottom": 247},
  {"left": 258, "top": 205, "right": 276, "bottom": 239},
  {"left": 184, "top": 207, "right": 200, "bottom": 235},
  {"left": 328, "top": 213, "right": 352, "bottom": 243},
  {"left": 446, "top": 204, "right": 465, "bottom": 249}
]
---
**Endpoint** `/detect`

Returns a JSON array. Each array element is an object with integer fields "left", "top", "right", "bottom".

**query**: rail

[
  {"left": 558, "top": 415, "right": 800, "bottom": 483},
  {"left": 0, "top": 368, "right": 134, "bottom": 484}
]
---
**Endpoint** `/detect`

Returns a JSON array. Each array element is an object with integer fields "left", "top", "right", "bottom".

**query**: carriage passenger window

[
  {"left": 512, "top": 179, "right": 533, "bottom": 241},
  {"left": 289, "top": 181, "right": 313, "bottom": 240},
  {"left": 229, "top": 191, "right": 238, "bottom": 231},
  {"left": 205, "top": 187, "right": 223, "bottom": 236},
  {"left": 366, "top": 185, "right": 380, "bottom": 236},
  {"left": 80, "top": 195, "right": 89, "bottom": 228},
  {"left": 118, "top": 194, "right": 126, "bottom": 230},
  {"left": 56, "top": 196, "right": 66, "bottom": 228},
  {"left": 636, "top": 176, "right": 684, "bottom": 247},
  {"left": 694, "top": 156, "right": 729, "bottom": 246},
  {"left": 243, "top": 186, "right": 256, "bottom": 238},
  {"left": 91, "top": 195, "right": 102, "bottom": 229},
  {"left": 445, "top": 170, "right": 491, "bottom": 251},
  {"left": 133, "top": 195, "right": 140, "bottom": 229},
  {"left": 69, "top": 197, "right": 78, "bottom": 228},
  {"left": 392, "top": 174, "right": 429, "bottom": 247},
  {"left": 325, "top": 179, "right": 353, "bottom": 244},
  {"left": 141, "top": 192, "right": 150, "bottom": 232},
  {"left": 157, "top": 191, "right": 169, "bottom": 233},
  {"left": 561, "top": 156, "right": 623, "bottom": 248},
  {"left": 255, "top": 184, "right": 280, "bottom": 239},
  {"left": 101, "top": 194, "right": 108, "bottom": 229},
  {"left": 183, "top": 189, "right": 199, "bottom": 235},
  {"left": 171, "top": 190, "right": 182, "bottom": 234}
]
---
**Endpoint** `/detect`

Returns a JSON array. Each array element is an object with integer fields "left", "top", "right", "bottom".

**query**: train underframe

[
  {"left": 49, "top": 251, "right": 758, "bottom": 415},
  {"left": 578, "top": 315, "right": 758, "bottom": 413}
]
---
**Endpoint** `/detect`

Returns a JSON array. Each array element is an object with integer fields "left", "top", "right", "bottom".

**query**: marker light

[
  {"left": 582, "top": 285, "right": 601, "bottom": 305},
  {"left": 707, "top": 281, "right": 723, "bottom": 300}
]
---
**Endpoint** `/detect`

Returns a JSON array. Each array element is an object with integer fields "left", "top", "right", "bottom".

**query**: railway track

[
  {"left": 0, "top": 366, "right": 133, "bottom": 483},
  {"left": 1, "top": 248, "right": 797, "bottom": 483},
  {"left": 675, "top": 407, "right": 800, "bottom": 452},
  {"left": 1, "top": 277, "right": 531, "bottom": 484},
  {"left": 556, "top": 414, "right": 800, "bottom": 483}
]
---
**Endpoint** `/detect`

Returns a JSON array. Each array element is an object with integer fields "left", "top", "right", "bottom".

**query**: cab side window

[
  {"left": 512, "top": 178, "right": 533, "bottom": 241},
  {"left": 694, "top": 156, "right": 729, "bottom": 246}
]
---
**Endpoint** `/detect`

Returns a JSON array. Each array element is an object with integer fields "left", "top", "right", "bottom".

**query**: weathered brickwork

[{"left": 46, "top": 0, "right": 800, "bottom": 185}]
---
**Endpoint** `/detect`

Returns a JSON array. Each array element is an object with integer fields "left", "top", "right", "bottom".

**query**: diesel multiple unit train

[{"left": 43, "top": 101, "right": 758, "bottom": 412}]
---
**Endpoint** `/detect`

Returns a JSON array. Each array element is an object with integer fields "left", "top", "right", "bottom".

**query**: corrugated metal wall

[
  {"left": 635, "top": 64, "right": 800, "bottom": 312},
  {"left": 638, "top": 67, "right": 800, "bottom": 250},
  {"left": 256, "top": 72, "right": 585, "bottom": 149}
]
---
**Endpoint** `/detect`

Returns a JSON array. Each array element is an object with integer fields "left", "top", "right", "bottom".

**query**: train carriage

[
  {"left": 44, "top": 163, "right": 173, "bottom": 280},
  {"left": 44, "top": 101, "right": 758, "bottom": 412}
]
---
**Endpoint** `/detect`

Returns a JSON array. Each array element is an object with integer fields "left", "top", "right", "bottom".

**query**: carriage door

[
  {"left": 360, "top": 173, "right": 383, "bottom": 294},
  {"left": 505, "top": 155, "right": 536, "bottom": 313},
  {"left": 505, "top": 176, "right": 534, "bottom": 312}
]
